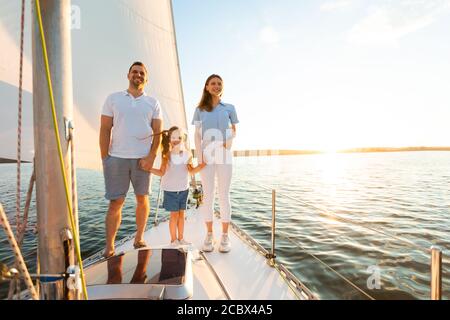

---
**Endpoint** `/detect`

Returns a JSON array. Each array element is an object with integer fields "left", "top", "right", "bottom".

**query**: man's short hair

[{"left": 128, "top": 61, "right": 148, "bottom": 74}]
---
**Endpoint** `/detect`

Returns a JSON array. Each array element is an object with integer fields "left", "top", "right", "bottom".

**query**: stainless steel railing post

[
  {"left": 430, "top": 246, "right": 442, "bottom": 300},
  {"left": 267, "top": 189, "right": 276, "bottom": 267},
  {"left": 154, "top": 178, "right": 162, "bottom": 226}
]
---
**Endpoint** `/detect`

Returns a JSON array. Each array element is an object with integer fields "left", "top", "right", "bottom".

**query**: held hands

[
  {"left": 139, "top": 156, "right": 154, "bottom": 172},
  {"left": 188, "top": 161, "right": 207, "bottom": 175},
  {"left": 149, "top": 168, "right": 161, "bottom": 176}
]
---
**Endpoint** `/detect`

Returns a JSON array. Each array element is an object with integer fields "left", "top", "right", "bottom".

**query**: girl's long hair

[
  {"left": 197, "top": 74, "right": 223, "bottom": 112},
  {"left": 161, "top": 126, "right": 180, "bottom": 159}
]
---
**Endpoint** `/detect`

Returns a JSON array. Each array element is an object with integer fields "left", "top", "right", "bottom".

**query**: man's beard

[{"left": 130, "top": 78, "right": 144, "bottom": 89}]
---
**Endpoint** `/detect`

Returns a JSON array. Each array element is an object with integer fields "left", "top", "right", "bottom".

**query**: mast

[{"left": 32, "top": 0, "right": 77, "bottom": 299}]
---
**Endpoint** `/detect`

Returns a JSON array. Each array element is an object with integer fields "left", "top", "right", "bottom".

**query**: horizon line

[
  {"left": 231, "top": 146, "right": 450, "bottom": 157},
  {"left": 2, "top": 146, "right": 450, "bottom": 163}
]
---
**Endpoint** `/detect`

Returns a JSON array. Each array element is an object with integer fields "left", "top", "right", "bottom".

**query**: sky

[{"left": 172, "top": 0, "right": 450, "bottom": 152}]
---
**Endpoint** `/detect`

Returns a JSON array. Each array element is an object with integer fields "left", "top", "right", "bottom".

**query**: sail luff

[{"left": 168, "top": 0, "right": 188, "bottom": 131}]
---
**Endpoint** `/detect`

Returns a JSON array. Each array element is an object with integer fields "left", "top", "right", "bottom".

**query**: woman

[{"left": 192, "top": 74, "right": 239, "bottom": 253}]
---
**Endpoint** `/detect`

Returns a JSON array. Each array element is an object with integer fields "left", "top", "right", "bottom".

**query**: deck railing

[{"left": 236, "top": 180, "right": 445, "bottom": 300}]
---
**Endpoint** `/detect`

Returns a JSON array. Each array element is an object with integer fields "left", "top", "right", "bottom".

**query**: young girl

[{"left": 150, "top": 126, "right": 206, "bottom": 247}]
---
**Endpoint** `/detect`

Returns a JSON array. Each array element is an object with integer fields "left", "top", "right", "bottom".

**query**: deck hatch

[{"left": 86, "top": 249, "right": 192, "bottom": 300}]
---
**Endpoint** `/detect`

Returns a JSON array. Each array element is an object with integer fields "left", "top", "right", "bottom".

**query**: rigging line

[
  {"left": 0, "top": 203, "right": 39, "bottom": 300},
  {"left": 255, "top": 217, "right": 376, "bottom": 300},
  {"left": 231, "top": 188, "right": 450, "bottom": 269},
  {"left": 239, "top": 179, "right": 431, "bottom": 254},
  {"left": 17, "top": 164, "right": 36, "bottom": 247},
  {"left": 11, "top": 0, "right": 27, "bottom": 300},
  {"left": 278, "top": 227, "right": 376, "bottom": 300},
  {"left": 278, "top": 190, "right": 431, "bottom": 254},
  {"left": 226, "top": 217, "right": 314, "bottom": 300},
  {"left": 15, "top": 0, "right": 26, "bottom": 244},
  {"left": 34, "top": 0, "right": 88, "bottom": 300},
  {"left": 229, "top": 183, "right": 393, "bottom": 300},
  {"left": 229, "top": 206, "right": 371, "bottom": 299}
]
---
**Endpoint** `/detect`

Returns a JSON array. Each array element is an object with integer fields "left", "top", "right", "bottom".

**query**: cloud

[
  {"left": 259, "top": 26, "right": 279, "bottom": 45},
  {"left": 347, "top": 0, "right": 450, "bottom": 46},
  {"left": 320, "top": 0, "right": 353, "bottom": 12}
]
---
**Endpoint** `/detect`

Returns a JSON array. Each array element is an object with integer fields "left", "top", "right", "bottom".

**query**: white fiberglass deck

[{"left": 85, "top": 209, "right": 300, "bottom": 300}]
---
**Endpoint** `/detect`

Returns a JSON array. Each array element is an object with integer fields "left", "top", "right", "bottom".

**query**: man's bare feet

[
  {"left": 133, "top": 240, "right": 147, "bottom": 249},
  {"left": 103, "top": 248, "right": 115, "bottom": 258}
]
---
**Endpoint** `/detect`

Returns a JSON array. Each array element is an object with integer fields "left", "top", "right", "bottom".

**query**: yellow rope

[{"left": 35, "top": 0, "right": 88, "bottom": 300}]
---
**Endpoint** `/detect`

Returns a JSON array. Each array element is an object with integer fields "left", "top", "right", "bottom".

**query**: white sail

[{"left": 0, "top": 0, "right": 186, "bottom": 169}]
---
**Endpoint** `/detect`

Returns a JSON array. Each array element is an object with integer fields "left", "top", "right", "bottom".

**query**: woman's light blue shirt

[{"left": 191, "top": 102, "right": 239, "bottom": 142}]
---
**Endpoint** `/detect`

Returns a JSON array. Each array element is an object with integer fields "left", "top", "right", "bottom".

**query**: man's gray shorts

[{"left": 102, "top": 155, "right": 151, "bottom": 200}]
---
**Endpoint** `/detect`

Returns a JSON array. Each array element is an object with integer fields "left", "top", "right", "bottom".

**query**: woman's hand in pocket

[{"left": 223, "top": 139, "right": 233, "bottom": 150}]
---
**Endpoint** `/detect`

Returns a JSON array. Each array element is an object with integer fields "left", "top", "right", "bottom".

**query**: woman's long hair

[
  {"left": 197, "top": 74, "right": 223, "bottom": 112},
  {"left": 161, "top": 126, "right": 180, "bottom": 159}
]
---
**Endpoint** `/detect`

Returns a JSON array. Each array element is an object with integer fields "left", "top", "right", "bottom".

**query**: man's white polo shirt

[{"left": 102, "top": 91, "right": 162, "bottom": 159}]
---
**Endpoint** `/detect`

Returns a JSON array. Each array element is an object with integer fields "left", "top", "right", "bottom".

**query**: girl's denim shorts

[{"left": 163, "top": 189, "right": 189, "bottom": 212}]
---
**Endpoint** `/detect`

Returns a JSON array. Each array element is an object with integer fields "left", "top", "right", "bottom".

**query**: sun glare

[{"left": 321, "top": 146, "right": 340, "bottom": 154}]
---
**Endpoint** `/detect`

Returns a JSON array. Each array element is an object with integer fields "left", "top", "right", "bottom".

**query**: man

[{"left": 100, "top": 61, "right": 162, "bottom": 258}]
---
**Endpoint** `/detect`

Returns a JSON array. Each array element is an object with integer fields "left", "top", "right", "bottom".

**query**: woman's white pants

[{"left": 199, "top": 163, "right": 233, "bottom": 223}]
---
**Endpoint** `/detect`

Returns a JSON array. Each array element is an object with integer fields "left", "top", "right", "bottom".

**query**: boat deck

[{"left": 84, "top": 209, "right": 302, "bottom": 300}]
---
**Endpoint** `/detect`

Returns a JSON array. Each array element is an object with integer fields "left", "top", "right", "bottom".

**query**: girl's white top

[{"left": 161, "top": 151, "right": 191, "bottom": 192}]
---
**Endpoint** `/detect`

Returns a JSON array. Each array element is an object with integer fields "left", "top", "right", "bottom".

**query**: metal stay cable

[
  {"left": 17, "top": 165, "right": 36, "bottom": 247},
  {"left": 8, "top": 167, "right": 36, "bottom": 298},
  {"left": 15, "top": 0, "right": 26, "bottom": 236},
  {"left": 251, "top": 212, "right": 375, "bottom": 300},
  {"left": 9, "top": 0, "right": 27, "bottom": 300},
  {"left": 239, "top": 179, "right": 431, "bottom": 254}
]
